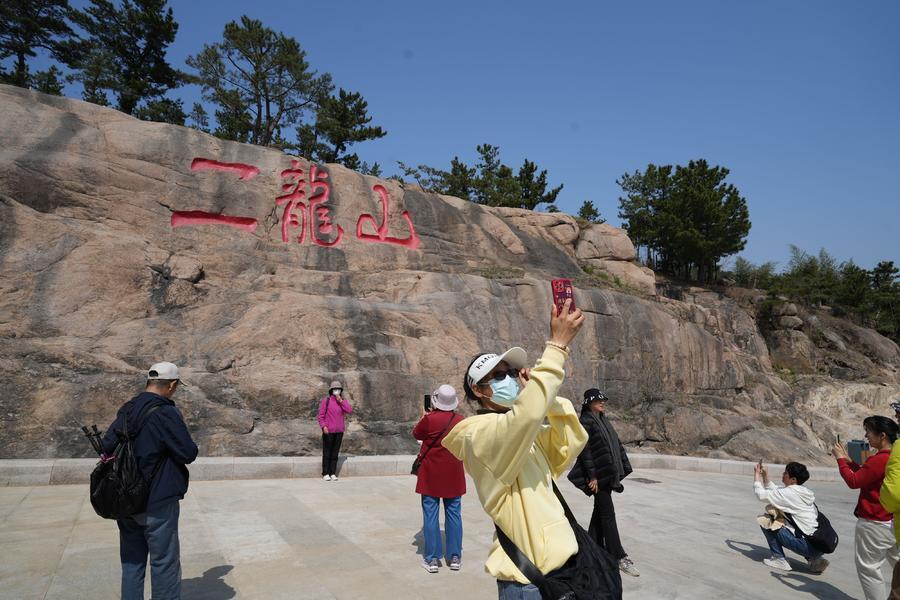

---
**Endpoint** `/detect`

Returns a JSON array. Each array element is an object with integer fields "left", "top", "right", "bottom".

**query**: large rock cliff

[{"left": 1, "top": 85, "right": 897, "bottom": 464}]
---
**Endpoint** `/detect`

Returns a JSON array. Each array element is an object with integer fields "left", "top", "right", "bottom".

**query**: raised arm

[{"left": 536, "top": 396, "right": 588, "bottom": 479}]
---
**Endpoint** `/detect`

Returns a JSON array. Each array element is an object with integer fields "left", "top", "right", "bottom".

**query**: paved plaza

[{"left": 0, "top": 467, "right": 873, "bottom": 599}]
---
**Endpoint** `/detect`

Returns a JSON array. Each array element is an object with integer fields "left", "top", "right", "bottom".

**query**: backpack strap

[
  {"left": 416, "top": 413, "right": 457, "bottom": 463},
  {"left": 122, "top": 400, "right": 169, "bottom": 481}
]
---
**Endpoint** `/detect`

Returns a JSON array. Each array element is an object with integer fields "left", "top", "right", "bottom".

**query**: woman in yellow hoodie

[{"left": 442, "top": 299, "right": 588, "bottom": 599}]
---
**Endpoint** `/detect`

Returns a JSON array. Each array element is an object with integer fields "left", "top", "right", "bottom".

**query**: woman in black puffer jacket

[{"left": 573, "top": 388, "right": 638, "bottom": 577}]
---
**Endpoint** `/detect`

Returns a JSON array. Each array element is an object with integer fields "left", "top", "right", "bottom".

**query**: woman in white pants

[{"left": 833, "top": 416, "right": 900, "bottom": 600}]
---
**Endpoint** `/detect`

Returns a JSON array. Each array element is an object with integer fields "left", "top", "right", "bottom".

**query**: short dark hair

[
  {"left": 785, "top": 462, "right": 810, "bottom": 485},
  {"left": 147, "top": 378, "right": 177, "bottom": 387},
  {"left": 462, "top": 354, "right": 483, "bottom": 401},
  {"left": 864, "top": 415, "right": 899, "bottom": 444}
]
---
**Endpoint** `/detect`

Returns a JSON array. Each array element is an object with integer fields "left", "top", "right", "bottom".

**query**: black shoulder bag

[
  {"left": 494, "top": 481, "right": 623, "bottom": 600},
  {"left": 783, "top": 504, "right": 839, "bottom": 554},
  {"left": 411, "top": 413, "right": 456, "bottom": 475}
]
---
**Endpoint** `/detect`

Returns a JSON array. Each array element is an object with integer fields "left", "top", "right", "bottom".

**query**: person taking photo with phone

[
  {"left": 442, "top": 299, "right": 620, "bottom": 599},
  {"left": 832, "top": 416, "right": 900, "bottom": 600},
  {"left": 412, "top": 385, "right": 466, "bottom": 573},
  {"left": 317, "top": 380, "right": 353, "bottom": 481}
]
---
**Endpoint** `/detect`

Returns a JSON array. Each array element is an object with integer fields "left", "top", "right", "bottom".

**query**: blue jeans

[
  {"left": 761, "top": 525, "right": 823, "bottom": 560},
  {"left": 421, "top": 495, "right": 462, "bottom": 561},
  {"left": 497, "top": 580, "right": 542, "bottom": 599},
  {"left": 118, "top": 500, "right": 182, "bottom": 600}
]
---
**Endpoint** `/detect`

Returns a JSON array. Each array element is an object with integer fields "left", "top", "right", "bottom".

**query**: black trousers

[
  {"left": 322, "top": 432, "right": 343, "bottom": 476},
  {"left": 588, "top": 489, "right": 626, "bottom": 560}
]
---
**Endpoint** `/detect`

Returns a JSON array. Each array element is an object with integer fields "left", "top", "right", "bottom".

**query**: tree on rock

[
  {"left": 71, "top": 0, "right": 182, "bottom": 116},
  {"left": 577, "top": 200, "right": 606, "bottom": 224},
  {"left": 0, "top": 0, "right": 80, "bottom": 90},
  {"left": 187, "top": 16, "right": 332, "bottom": 147},
  {"left": 618, "top": 159, "right": 750, "bottom": 283},
  {"left": 295, "top": 88, "right": 386, "bottom": 168}
]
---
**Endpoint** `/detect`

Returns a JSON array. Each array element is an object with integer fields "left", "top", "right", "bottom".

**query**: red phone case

[{"left": 551, "top": 278, "right": 575, "bottom": 314}]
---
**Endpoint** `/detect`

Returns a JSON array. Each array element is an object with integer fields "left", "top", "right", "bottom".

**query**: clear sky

[{"left": 35, "top": 1, "right": 900, "bottom": 269}]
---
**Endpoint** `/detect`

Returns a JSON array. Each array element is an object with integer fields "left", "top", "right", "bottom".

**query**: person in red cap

[{"left": 412, "top": 384, "right": 466, "bottom": 573}]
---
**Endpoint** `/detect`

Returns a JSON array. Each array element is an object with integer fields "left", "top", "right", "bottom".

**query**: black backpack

[
  {"left": 90, "top": 400, "right": 166, "bottom": 519},
  {"left": 784, "top": 505, "right": 839, "bottom": 554}
]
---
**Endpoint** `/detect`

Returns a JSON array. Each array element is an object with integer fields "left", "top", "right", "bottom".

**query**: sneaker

[
  {"left": 323, "top": 475, "right": 330, "bottom": 481},
  {"left": 330, "top": 474, "right": 338, "bottom": 481},
  {"left": 808, "top": 557, "right": 829, "bottom": 574},
  {"left": 618, "top": 557, "right": 640, "bottom": 577},
  {"left": 421, "top": 558, "right": 439, "bottom": 574},
  {"left": 449, "top": 555, "right": 461, "bottom": 571},
  {"left": 763, "top": 557, "right": 792, "bottom": 571}
]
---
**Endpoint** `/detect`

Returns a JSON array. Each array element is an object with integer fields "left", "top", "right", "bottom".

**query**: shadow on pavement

[
  {"left": 182, "top": 565, "right": 236, "bottom": 599},
  {"left": 724, "top": 538, "right": 770, "bottom": 562},
  {"left": 771, "top": 572, "right": 857, "bottom": 599},
  {"left": 412, "top": 528, "right": 448, "bottom": 561}
]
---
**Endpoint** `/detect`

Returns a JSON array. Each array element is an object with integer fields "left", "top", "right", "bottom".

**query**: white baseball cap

[
  {"left": 147, "top": 361, "right": 182, "bottom": 382},
  {"left": 431, "top": 384, "right": 459, "bottom": 411},
  {"left": 466, "top": 347, "right": 527, "bottom": 387}
]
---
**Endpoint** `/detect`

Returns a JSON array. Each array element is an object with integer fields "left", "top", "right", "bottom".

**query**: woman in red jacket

[
  {"left": 833, "top": 415, "right": 900, "bottom": 600},
  {"left": 412, "top": 384, "right": 466, "bottom": 574}
]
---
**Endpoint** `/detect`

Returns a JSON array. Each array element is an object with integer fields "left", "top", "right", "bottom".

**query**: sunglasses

[{"left": 477, "top": 368, "right": 520, "bottom": 386}]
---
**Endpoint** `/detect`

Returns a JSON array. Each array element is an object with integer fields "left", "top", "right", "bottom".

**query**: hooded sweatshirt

[
  {"left": 442, "top": 345, "right": 588, "bottom": 584},
  {"left": 754, "top": 480, "right": 818, "bottom": 535},
  {"left": 878, "top": 439, "right": 900, "bottom": 543}
]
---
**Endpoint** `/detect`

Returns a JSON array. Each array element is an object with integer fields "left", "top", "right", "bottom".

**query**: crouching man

[
  {"left": 753, "top": 461, "right": 829, "bottom": 574},
  {"left": 101, "top": 362, "right": 199, "bottom": 600}
]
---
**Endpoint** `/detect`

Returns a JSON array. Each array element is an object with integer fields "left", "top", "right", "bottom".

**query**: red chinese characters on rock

[
  {"left": 171, "top": 159, "right": 261, "bottom": 232},
  {"left": 276, "top": 160, "right": 343, "bottom": 247},
  {"left": 356, "top": 184, "right": 420, "bottom": 250},
  {"left": 172, "top": 156, "right": 421, "bottom": 251}
]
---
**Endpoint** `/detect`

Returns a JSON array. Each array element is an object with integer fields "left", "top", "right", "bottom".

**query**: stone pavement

[{"left": 0, "top": 468, "right": 872, "bottom": 599}]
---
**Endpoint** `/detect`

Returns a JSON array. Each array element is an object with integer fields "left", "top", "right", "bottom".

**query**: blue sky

[{"left": 29, "top": 1, "right": 900, "bottom": 269}]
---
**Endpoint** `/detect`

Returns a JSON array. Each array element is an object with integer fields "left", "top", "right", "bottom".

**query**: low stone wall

[{"left": 0, "top": 453, "right": 842, "bottom": 487}]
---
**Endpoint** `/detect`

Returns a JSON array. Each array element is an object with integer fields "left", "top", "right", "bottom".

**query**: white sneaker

[
  {"left": 808, "top": 557, "right": 829, "bottom": 574},
  {"left": 323, "top": 475, "right": 330, "bottom": 481},
  {"left": 330, "top": 474, "right": 338, "bottom": 481},
  {"left": 763, "top": 557, "right": 792, "bottom": 571},
  {"left": 618, "top": 557, "right": 640, "bottom": 577},
  {"left": 421, "top": 558, "right": 439, "bottom": 574}
]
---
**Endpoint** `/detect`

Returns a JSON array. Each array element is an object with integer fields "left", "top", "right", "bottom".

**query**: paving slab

[{"left": 0, "top": 469, "right": 873, "bottom": 599}]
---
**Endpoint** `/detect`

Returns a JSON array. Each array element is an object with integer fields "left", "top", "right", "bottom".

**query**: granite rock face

[{"left": 1, "top": 85, "right": 898, "bottom": 463}]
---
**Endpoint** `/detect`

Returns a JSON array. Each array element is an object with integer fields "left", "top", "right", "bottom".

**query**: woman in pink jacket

[{"left": 317, "top": 380, "right": 353, "bottom": 480}]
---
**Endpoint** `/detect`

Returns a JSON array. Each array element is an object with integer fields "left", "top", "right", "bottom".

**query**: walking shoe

[
  {"left": 618, "top": 557, "right": 640, "bottom": 577},
  {"left": 330, "top": 474, "right": 338, "bottom": 481},
  {"left": 449, "top": 555, "right": 461, "bottom": 571},
  {"left": 808, "top": 557, "right": 829, "bottom": 574},
  {"left": 421, "top": 558, "right": 439, "bottom": 573},
  {"left": 323, "top": 475, "right": 330, "bottom": 481},
  {"left": 763, "top": 557, "right": 792, "bottom": 571}
]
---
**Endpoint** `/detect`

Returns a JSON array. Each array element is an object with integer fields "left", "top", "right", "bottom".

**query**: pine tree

[
  {"left": 295, "top": 88, "right": 385, "bottom": 167},
  {"left": 0, "top": 0, "right": 80, "bottom": 88}
]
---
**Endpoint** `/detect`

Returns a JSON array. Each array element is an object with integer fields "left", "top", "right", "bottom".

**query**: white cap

[
  {"left": 431, "top": 384, "right": 459, "bottom": 411},
  {"left": 466, "top": 347, "right": 527, "bottom": 387},
  {"left": 148, "top": 361, "right": 180, "bottom": 381}
]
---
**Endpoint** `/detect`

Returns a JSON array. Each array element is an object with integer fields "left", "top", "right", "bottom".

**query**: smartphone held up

[{"left": 551, "top": 278, "right": 575, "bottom": 315}]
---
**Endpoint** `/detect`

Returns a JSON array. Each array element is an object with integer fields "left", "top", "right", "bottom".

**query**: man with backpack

[
  {"left": 100, "top": 362, "right": 198, "bottom": 600},
  {"left": 754, "top": 461, "right": 831, "bottom": 574}
]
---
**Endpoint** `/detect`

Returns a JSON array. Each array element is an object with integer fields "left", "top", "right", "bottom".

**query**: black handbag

[
  {"left": 411, "top": 412, "right": 456, "bottom": 475},
  {"left": 784, "top": 504, "right": 839, "bottom": 554},
  {"left": 494, "top": 481, "right": 623, "bottom": 600}
]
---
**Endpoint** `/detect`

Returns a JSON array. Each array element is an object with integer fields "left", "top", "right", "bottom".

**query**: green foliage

[
  {"left": 30, "top": 65, "right": 65, "bottom": 95},
  {"left": 733, "top": 250, "right": 900, "bottom": 342},
  {"left": 0, "top": 0, "right": 80, "bottom": 88},
  {"left": 187, "top": 102, "right": 209, "bottom": 132},
  {"left": 294, "top": 88, "right": 386, "bottom": 168},
  {"left": 397, "top": 144, "right": 562, "bottom": 210},
  {"left": 577, "top": 200, "right": 606, "bottom": 224},
  {"left": 617, "top": 159, "right": 751, "bottom": 283},
  {"left": 134, "top": 97, "right": 184, "bottom": 125},
  {"left": 71, "top": 0, "right": 182, "bottom": 116},
  {"left": 187, "top": 16, "right": 332, "bottom": 147}
]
